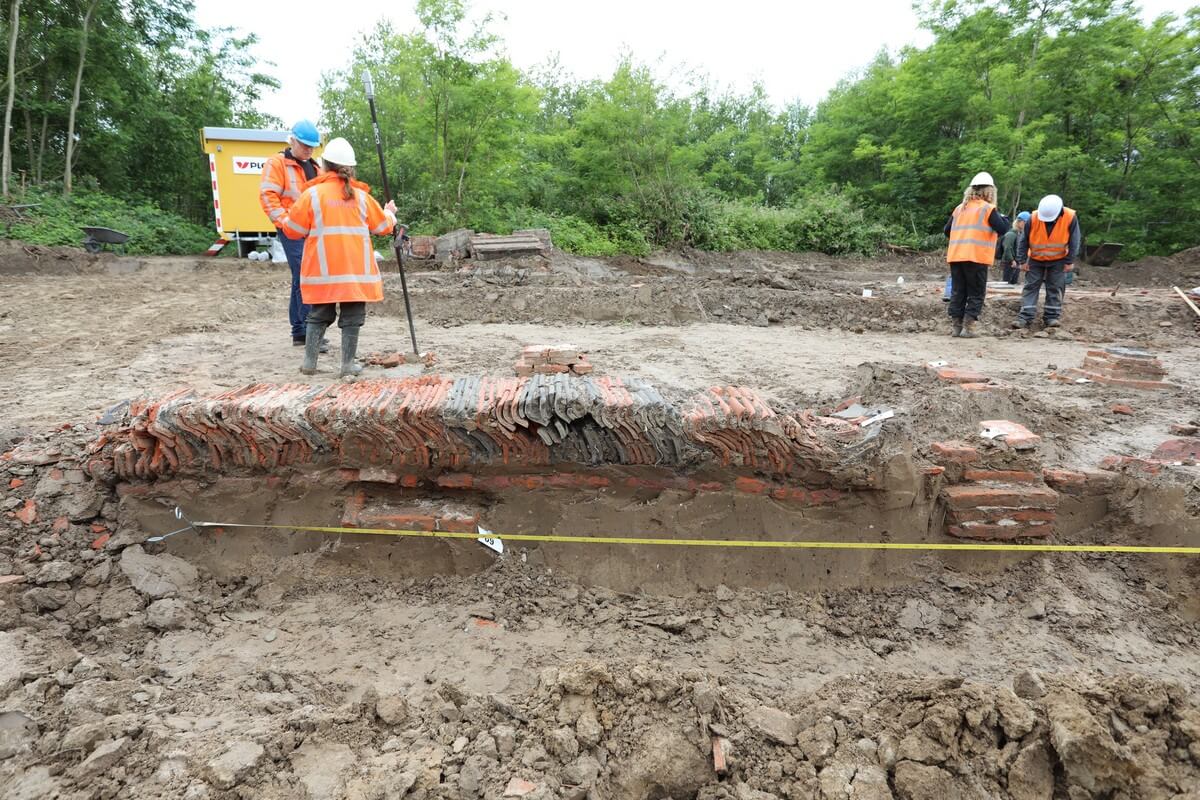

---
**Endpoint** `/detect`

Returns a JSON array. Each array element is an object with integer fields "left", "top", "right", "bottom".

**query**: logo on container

[{"left": 232, "top": 157, "right": 268, "bottom": 175}]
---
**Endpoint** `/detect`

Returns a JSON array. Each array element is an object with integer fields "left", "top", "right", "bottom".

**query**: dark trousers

[
  {"left": 1002, "top": 263, "right": 1020, "bottom": 284},
  {"left": 308, "top": 302, "right": 367, "bottom": 330},
  {"left": 281, "top": 234, "right": 310, "bottom": 340},
  {"left": 1019, "top": 263, "right": 1067, "bottom": 322},
  {"left": 948, "top": 261, "right": 989, "bottom": 321}
]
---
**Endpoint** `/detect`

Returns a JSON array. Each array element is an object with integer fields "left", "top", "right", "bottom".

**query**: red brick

[
  {"left": 949, "top": 508, "right": 1056, "bottom": 523},
  {"left": 1110, "top": 404, "right": 1135, "bottom": 416},
  {"left": 962, "top": 469, "right": 1040, "bottom": 484},
  {"left": 979, "top": 420, "right": 1041, "bottom": 450},
  {"left": 959, "top": 382, "right": 1001, "bottom": 393},
  {"left": 7, "top": 478, "right": 23, "bottom": 489},
  {"left": 948, "top": 522, "right": 1052, "bottom": 540},
  {"left": 90, "top": 522, "right": 108, "bottom": 534},
  {"left": 834, "top": 396, "right": 862, "bottom": 413},
  {"left": 51, "top": 516, "right": 69, "bottom": 534},
  {"left": 399, "top": 474, "right": 420, "bottom": 488},
  {"left": 1100, "top": 455, "right": 1162, "bottom": 475},
  {"left": 514, "top": 363, "right": 533, "bottom": 377},
  {"left": 436, "top": 473, "right": 475, "bottom": 489},
  {"left": 437, "top": 514, "right": 479, "bottom": 533},
  {"left": 1150, "top": 438, "right": 1200, "bottom": 463},
  {"left": 942, "top": 485, "right": 1058, "bottom": 510},
  {"left": 935, "top": 367, "right": 988, "bottom": 384},
  {"left": 922, "top": 465, "right": 946, "bottom": 476},
  {"left": 14, "top": 499, "right": 36, "bottom": 525},
  {"left": 533, "top": 364, "right": 569, "bottom": 375},
  {"left": 931, "top": 441, "right": 980, "bottom": 464},
  {"left": 570, "top": 364, "right": 594, "bottom": 375},
  {"left": 90, "top": 533, "right": 111, "bottom": 550},
  {"left": 1059, "top": 368, "right": 1172, "bottom": 390},
  {"left": 338, "top": 468, "right": 360, "bottom": 482},
  {"left": 734, "top": 477, "right": 769, "bottom": 495}
]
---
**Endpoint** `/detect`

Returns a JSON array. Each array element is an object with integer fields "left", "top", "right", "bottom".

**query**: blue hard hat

[
  {"left": 290, "top": 120, "right": 321, "bottom": 147},
  {"left": 1017, "top": 211, "right": 1032, "bottom": 223}
]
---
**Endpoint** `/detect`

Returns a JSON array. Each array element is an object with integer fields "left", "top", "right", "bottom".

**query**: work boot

[
  {"left": 1044, "top": 318, "right": 1061, "bottom": 328},
  {"left": 293, "top": 336, "right": 330, "bottom": 353},
  {"left": 340, "top": 328, "right": 363, "bottom": 378},
  {"left": 959, "top": 319, "right": 979, "bottom": 338},
  {"left": 300, "top": 322, "right": 328, "bottom": 375},
  {"left": 1012, "top": 319, "right": 1028, "bottom": 329},
  {"left": 951, "top": 319, "right": 963, "bottom": 337}
]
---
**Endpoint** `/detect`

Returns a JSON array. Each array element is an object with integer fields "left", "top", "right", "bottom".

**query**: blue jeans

[
  {"left": 1019, "top": 263, "right": 1067, "bottom": 323},
  {"left": 281, "top": 234, "right": 309, "bottom": 339}
]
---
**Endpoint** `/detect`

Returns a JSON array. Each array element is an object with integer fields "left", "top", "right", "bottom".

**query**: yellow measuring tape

[{"left": 188, "top": 521, "right": 1200, "bottom": 555}]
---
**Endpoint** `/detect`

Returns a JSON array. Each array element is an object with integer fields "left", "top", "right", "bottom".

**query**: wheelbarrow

[{"left": 80, "top": 226, "right": 130, "bottom": 254}]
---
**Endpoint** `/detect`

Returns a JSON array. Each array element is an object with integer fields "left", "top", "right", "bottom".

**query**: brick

[
  {"left": 962, "top": 469, "right": 1040, "bottom": 484},
  {"left": 359, "top": 513, "right": 438, "bottom": 531},
  {"left": 834, "top": 396, "right": 862, "bottom": 413},
  {"left": 1100, "top": 455, "right": 1162, "bottom": 475},
  {"left": 91, "top": 533, "right": 111, "bottom": 550},
  {"left": 1150, "top": 438, "right": 1200, "bottom": 463},
  {"left": 1058, "top": 368, "right": 1173, "bottom": 390},
  {"left": 438, "top": 514, "right": 479, "bottom": 533},
  {"left": 949, "top": 507, "right": 1056, "bottom": 524},
  {"left": 51, "top": 516, "right": 69, "bottom": 534},
  {"left": 713, "top": 736, "right": 729, "bottom": 774},
  {"left": 436, "top": 473, "right": 475, "bottom": 489},
  {"left": 935, "top": 367, "right": 988, "bottom": 384},
  {"left": 979, "top": 420, "right": 1041, "bottom": 450},
  {"left": 948, "top": 521, "right": 1052, "bottom": 540},
  {"left": 1110, "top": 404, "right": 1135, "bottom": 416},
  {"left": 533, "top": 364, "right": 569, "bottom": 375},
  {"left": 359, "top": 467, "right": 400, "bottom": 484},
  {"left": 514, "top": 363, "right": 533, "bottom": 377},
  {"left": 570, "top": 364, "right": 594, "bottom": 375},
  {"left": 8, "top": 478, "right": 23, "bottom": 489},
  {"left": 734, "top": 477, "right": 769, "bottom": 495},
  {"left": 922, "top": 465, "right": 946, "bottom": 476},
  {"left": 931, "top": 441, "right": 980, "bottom": 464},
  {"left": 942, "top": 484, "right": 1058, "bottom": 510},
  {"left": 959, "top": 382, "right": 1001, "bottom": 393},
  {"left": 1169, "top": 424, "right": 1199, "bottom": 436},
  {"left": 14, "top": 499, "right": 37, "bottom": 525}
]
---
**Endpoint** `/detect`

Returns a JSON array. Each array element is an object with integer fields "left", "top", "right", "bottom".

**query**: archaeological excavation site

[{"left": 2, "top": 242, "right": 1200, "bottom": 800}]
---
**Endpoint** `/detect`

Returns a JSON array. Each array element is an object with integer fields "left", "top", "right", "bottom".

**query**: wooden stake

[{"left": 1173, "top": 286, "right": 1200, "bottom": 319}]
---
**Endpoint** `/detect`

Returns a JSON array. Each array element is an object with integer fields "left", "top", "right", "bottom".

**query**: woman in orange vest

[
  {"left": 281, "top": 137, "right": 396, "bottom": 377},
  {"left": 942, "top": 171, "right": 1011, "bottom": 338},
  {"left": 1013, "top": 194, "right": 1080, "bottom": 329}
]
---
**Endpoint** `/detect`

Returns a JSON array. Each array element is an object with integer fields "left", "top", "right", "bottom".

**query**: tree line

[{"left": 3, "top": 0, "right": 1197, "bottom": 258}]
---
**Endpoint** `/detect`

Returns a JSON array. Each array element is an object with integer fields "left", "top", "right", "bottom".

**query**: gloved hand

[{"left": 1064, "top": 263, "right": 1074, "bottom": 272}]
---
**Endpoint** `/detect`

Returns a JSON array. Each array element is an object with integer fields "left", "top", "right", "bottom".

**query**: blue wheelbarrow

[{"left": 81, "top": 226, "right": 130, "bottom": 254}]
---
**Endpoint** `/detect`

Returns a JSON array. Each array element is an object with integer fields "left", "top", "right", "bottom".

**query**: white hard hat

[
  {"left": 970, "top": 171, "right": 994, "bottom": 187},
  {"left": 322, "top": 137, "right": 357, "bottom": 167},
  {"left": 1037, "top": 194, "right": 1064, "bottom": 221}
]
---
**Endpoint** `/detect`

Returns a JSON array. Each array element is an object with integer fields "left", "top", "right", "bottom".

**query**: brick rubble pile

[
  {"left": 514, "top": 345, "right": 593, "bottom": 376},
  {"left": 85, "top": 376, "right": 856, "bottom": 483},
  {"left": 1053, "top": 347, "right": 1175, "bottom": 390}
]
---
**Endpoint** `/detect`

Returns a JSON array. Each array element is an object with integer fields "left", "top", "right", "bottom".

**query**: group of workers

[
  {"left": 257, "top": 120, "right": 397, "bottom": 376},
  {"left": 944, "top": 171, "right": 1080, "bottom": 338},
  {"left": 258, "top": 123, "right": 1083, "bottom": 371}
]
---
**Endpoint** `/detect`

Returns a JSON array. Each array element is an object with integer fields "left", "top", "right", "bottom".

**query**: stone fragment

[
  {"left": 203, "top": 739, "right": 264, "bottom": 790},
  {"left": 120, "top": 545, "right": 199, "bottom": 599}
]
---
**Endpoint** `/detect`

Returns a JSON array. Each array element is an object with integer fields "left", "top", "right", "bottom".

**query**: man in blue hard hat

[
  {"left": 1000, "top": 211, "right": 1031, "bottom": 284},
  {"left": 259, "top": 120, "right": 327, "bottom": 349}
]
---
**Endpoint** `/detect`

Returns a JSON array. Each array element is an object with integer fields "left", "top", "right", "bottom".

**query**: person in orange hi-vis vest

[
  {"left": 942, "top": 171, "right": 1011, "bottom": 338},
  {"left": 1012, "top": 194, "right": 1081, "bottom": 330},
  {"left": 259, "top": 120, "right": 325, "bottom": 348},
  {"left": 281, "top": 137, "right": 396, "bottom": 377}
]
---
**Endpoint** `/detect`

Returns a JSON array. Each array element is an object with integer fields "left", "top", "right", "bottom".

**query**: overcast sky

[{"left": 195, "top": 0, "right": 1196, "bottom": 127}]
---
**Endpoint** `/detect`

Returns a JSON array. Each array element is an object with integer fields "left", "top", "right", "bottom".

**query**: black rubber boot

[
  {"left": 340, "top": 328, "right": 363, "bottom": 377},
  {"left": 300, "top": 322, "right": 328, "bottom": 375}
]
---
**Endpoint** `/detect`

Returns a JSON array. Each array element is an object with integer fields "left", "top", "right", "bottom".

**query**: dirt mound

[{"left": 1094, "top": 245, "right": 1200, "bottom": 288}]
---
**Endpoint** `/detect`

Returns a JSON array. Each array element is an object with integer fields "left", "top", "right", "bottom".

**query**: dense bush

[
  {"left": 4, "top": 187, "right": 216, "bottom": 256},
  {"left": 686, "top": 190, "right": 894, "bottom": 255}
]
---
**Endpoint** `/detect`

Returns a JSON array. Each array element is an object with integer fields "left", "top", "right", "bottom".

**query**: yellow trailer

[{"left": 199, "top": 126, "right": 322, "bottom": 257}]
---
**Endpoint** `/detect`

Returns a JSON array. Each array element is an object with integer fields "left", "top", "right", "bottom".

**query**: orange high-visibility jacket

[
  {"left": 946, "top": 198, "right": 999, "bottom": 264},
  {"left": 258, "top": 151, "right": 318, "bottom": 229},
  {"left": 1028, "top": 207, "right": 1077, "bottom": 262},
  {"left": 282, "top": 172, "right": 395, "bottom": 305}
]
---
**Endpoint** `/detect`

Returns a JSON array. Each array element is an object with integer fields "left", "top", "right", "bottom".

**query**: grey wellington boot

[
  {"left": 340, "top": 328, "right": 363, "bottom": 377},
  {"left": 300, "top": 322, "right": 328, "bottom": 375}
]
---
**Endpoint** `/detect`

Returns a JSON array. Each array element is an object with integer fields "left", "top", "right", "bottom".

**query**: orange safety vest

[
  {"left": 281, "top": 172, "right": 395, "bottom": 305},
  {"left": 258, "top": 152, "right": 317, "bottom": 229},
  {"left": 946, "top": 198, "right": 999, "bottom": 264},
  {"left": 1027, "top": 207, "right": 1076, "bottom": 262}
]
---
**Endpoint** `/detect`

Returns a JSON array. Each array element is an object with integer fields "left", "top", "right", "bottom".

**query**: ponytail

[{"left": 322, "top": 159, "right": 356, "bottom": 200}]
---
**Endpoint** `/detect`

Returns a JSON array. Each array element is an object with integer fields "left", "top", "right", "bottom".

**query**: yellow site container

[{"left": 199, "top": 126, "right": 323, "bottom": 254}]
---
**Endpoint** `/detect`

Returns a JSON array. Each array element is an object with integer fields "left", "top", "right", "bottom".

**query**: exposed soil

[{"left": 2, "top": 244, "right": 1199, "bottom": 799}]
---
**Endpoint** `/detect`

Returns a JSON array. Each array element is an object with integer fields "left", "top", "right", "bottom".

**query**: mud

[{"left": 2, "top": 243, "right": 1199, "bottom": 799}]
